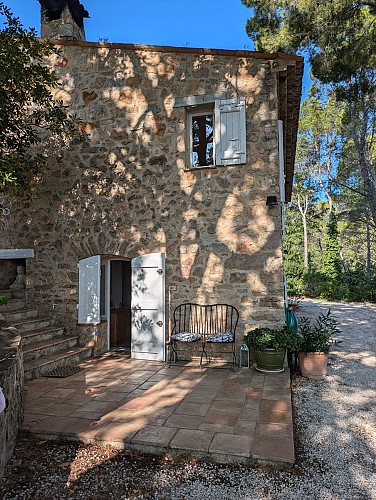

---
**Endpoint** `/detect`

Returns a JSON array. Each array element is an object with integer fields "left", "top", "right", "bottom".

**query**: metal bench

[{"left": 169, "top": 303, "right": 239, "bottom": 369}]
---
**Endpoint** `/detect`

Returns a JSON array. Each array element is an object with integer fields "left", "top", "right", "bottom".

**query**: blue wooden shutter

[
  {"left": 215, "top": 97, "right": 246, "bottom": 166},
  {"left": 78, "top": 255, "right": 101, "bottom": 324}
]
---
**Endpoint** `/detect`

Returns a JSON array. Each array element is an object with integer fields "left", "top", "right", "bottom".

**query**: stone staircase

[{"left": 0, "top": 289, "right": 92, "bottom": 380}]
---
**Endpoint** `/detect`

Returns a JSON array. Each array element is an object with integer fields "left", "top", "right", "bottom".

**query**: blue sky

[{"left": 3, "top": 0, "right": 311, "bottom": 97}]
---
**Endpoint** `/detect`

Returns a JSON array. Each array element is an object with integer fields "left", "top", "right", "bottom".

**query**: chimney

[{"left": 39, "top": 0, "right": 89, "bottom": 41}]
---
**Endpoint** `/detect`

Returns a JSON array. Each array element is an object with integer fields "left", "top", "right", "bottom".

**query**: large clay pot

[
  {"left": 298, "top": 351, "right": 328, "bottom": 380},
  {"left": 254, "top": 348, "right": 285, "bottom": 373}
]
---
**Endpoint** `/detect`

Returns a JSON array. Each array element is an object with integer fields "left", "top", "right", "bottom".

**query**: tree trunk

[
  {"left": 296, "top": 194, "right": 309, "bottom": 268},
  {"left": 366, "top": 217, "right": 372, "bottom": 281}
]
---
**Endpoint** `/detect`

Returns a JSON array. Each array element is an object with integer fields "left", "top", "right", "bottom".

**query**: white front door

[
  {"left": 78, "top": 255, "right": 101, "bottom": 324},
  {"left": 131, "top": 253, "right": 165, "bottom": 361}
]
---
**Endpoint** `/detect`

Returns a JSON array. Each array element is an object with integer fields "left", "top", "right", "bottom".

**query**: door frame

[{"left": 104, "top": 256, "right": 131, "bottom": 351}]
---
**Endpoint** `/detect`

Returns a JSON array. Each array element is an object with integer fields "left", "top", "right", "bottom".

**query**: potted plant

[
  {"left": 244, "top": 326, "right": 300, "bottom": 373},
  {"left": 297, "top": 309, "right": 341, "bottom": 379}
]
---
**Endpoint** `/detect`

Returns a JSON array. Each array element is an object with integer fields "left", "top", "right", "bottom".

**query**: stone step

[
  {"left": 10, "top": 290, "right": 26, "bottom": 300},
  {"left": 10, "top": 317, "right": 52, "bottom": 334},
  {"left": 20, "top": 326, "right": 66, "bottom": 346},
  {"left": 0, "top": 289, "right": 12, "bottom": 299},
  {"left": 24, "top": 346, "right": 93, "bottom": 381},
  {"left": 0, "top": 289, "right": 25, "bottom": 300},
  {"left": 0, "top": 298, "right": 26, "bottom": 312},
  {"left": 23, "top": 335, "right": 80, "bottom": 362},
  {"left": 0, "top": 308, "right": 38, "bottom": 323}
]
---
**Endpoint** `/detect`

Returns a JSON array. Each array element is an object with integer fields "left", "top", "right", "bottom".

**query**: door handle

[{"left": 156, "top": 320, "right": 163, "bottom": 327}]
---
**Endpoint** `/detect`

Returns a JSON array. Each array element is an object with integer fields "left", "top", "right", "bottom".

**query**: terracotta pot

[
  {"left": 254, "top": 348, "right": 285, "bottom": 373},
  {"left": 298, "top": 351, "right": 328, "bottom": 380}
]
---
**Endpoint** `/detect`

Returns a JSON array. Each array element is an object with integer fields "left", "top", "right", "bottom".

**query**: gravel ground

[{"left": 2, "top": 299, "right": 376, "bottom": 499}]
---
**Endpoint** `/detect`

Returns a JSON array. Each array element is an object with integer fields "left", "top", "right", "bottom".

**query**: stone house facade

[{"left": 0, "top": 2, "right": 303, "bottom": 363}]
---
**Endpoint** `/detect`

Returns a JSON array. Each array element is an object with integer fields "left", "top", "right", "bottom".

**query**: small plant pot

[
  {"left": 298, "top": 351, "right": 328, "bottom": 380},
  {"left": 254, "top": 348, "right": 285, "bottom": 373}
]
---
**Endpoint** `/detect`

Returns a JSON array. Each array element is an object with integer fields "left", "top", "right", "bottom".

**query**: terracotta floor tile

[
  {"left": 148, "top": 374, "right": 173, "bottom": 382},
  {"left": 258, "top": 409, "right": 292, "bottom": 424},
  {"left": 23, "top": 357, "right": 294, "bottom": 467},
  {"left": 152, "top": 396, "right": 183, "bottom": 409},
  {"left": 215, "top": 390, "right": 247, "bottom": 402},
  {"left": 24, "top": 390, "right": 45, "bottom": 400},
  {"left": 246, "top": 388, "right": 263, "bottom": 400},
  {"left": 21, "top": 413, "right": 49, "bottom": 430},
  {"left": 199, "top": 422, "right": 236, "bottom": 434},
  {"left": 261, "top": 389, "right": 291, "bottom": 401},
  {"left": 59, "top": 393, "right": 93, "bottom": 405},
  {"left": 38, "top": 403, "right": 82, "bottom": 417},
  {"left": 202, "top": 411, "right": 239, "bottom": 427},
  {"left": 76, "top": 400, "right": 116, "bottom": 413},
  {"left": 108, "top": 383, "right": 140, "bottom": 393},
  {"left": 209, "top": 400, "right": 243, "bottom": 414},
  {"left": 175, "top": 402, "right": 210, "bottom": 417},
  {"left": 63, "top": 418, "right": 108, "bottom": 438},
  {"left": 238, "top": 403, "right": 259, "bottom": 422},
  {"left": 91, "top": 392, "right": 129, "bottom": 403},
  {"left": 263, "top": 379, "right": 290, "bottom": 390},
  {"left": 131, "top": 425, "right": 177, "bottom": 446},
  {"left": 170, "top": 429, "right": 214, "bottom": 452},
  {"left": 184, "top": 385, "right": 220, "bottom": 396},
  {"left": 164, "top": 413, "right": 203, "bottom": 429},
  {"left": 235, "top": 419, "right": 257, "bottom": 436},
  {"left": 145, "top": 405, "right": 176, "bottom": 419},
  {"left": 29, "top": 415, "right": 78, "bottom": 434},
  {"left": 210, "top": 433, "right": 252, "bottom": 457},
  {"left": 157, "top": 367, "right": 184, "bottom": 376},
  {"left": 143, "top": 380, "right": 170, "bottom": 396},
  {"left": 25, "top": 397, "right": 59, "bottom": 413},
  {"left": 249, "top": 380, "right": 264, "bottom": 389},
  {"left": 255, "top": 422, "right": 293, "bottom": 438},
  {"left": 44, "top": 388, "right": 77, "bottom": 399},
  {"left": 259, "top": 399, "right": 292, "bottom": 412},
  {"left": 183, "top": 393, "right": 216, "bottom": 404},
  {"left": 95, "top": 419, "right": 146, "bottom": 442},
  {"left": 252, "top": 435, "right": 295, "bottom": 463},
  {"left": 122, "top": 393, "right": 157, "bottom": 410}
]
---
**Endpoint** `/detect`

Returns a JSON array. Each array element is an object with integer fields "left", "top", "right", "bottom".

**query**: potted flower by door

[
  {"left": 297, "top": 310, "right": 341, "bottom": 380},
  {"left": 243, "top": 326, "right": 299, "bottom": 373}
]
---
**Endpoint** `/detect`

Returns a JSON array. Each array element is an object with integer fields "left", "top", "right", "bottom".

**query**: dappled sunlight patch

[
  {"left": 163, "top": 94, "right": 175, "bottom": 118},
  {"left": 199, "top": 253, "right": 223, "bottom": 292},
  {"left": 216, "top": 193, "right": 244, "bottom": 251}
]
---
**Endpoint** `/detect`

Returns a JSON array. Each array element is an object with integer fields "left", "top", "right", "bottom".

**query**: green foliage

[
  {"left": 242, "top": 0, "right": 376, "bottom": 82},
  {"left": 0, "top": 295, "right": 8, "bottom": 305},
  {"left": 243, "top": 326, "right": 300, "bottom": 351},
  {"left": 297, "top": 309, "right": 341, "bottom": 353},
  {"left": 243, "top": 0, "right": 376, "bottom": 228},
  {"left": 321, "top": 213, "right": 343, "bottom": 280},
  {"left": 0, "top": 2, "right": 78, "bottom": 196}
]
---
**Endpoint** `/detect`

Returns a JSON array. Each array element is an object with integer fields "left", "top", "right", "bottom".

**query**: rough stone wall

[
  {"left": 1, "top": 43, "right": 296, "bottom": 352},
  {"left": 0, "top": 331, "right": 24, "bottom": 480},
  {"left": 41, "top": 4, "right": 86, "bottom": 41}
]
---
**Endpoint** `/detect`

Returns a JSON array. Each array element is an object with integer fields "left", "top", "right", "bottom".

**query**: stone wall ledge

[{"left": 0, "top": 329, "right": 24, "bottom": 480}]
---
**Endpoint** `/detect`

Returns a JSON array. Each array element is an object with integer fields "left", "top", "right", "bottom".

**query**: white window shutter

[{"left": 215, "top": 97, "right": 246, "bottom": 166}]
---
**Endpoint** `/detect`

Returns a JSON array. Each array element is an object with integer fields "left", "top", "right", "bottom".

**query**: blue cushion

[
  {"left": 171, "top": 332, "right": 201, "bottom": 342},
  {"left": 206, "top": 332, "right": 234, "bottom": 343}
]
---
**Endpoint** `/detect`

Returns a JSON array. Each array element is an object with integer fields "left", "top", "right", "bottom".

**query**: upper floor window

[
  {"left": 186, "top": 97, "right": 246, "bottom": 169},
  {"left": 189, "top": 108, "right": 214, "bottom": 168}
]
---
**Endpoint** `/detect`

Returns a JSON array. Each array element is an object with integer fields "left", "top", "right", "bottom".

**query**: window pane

[{"left": 191, "top": 113, "right": 213, "bottom": 167}]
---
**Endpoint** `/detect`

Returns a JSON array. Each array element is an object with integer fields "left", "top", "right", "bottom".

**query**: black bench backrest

[{"left": 172, "top": 303, "right": 239, "bottom": 337}]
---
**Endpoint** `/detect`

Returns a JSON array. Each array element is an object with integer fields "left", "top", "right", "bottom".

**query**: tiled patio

[{"left": 21, "top": 353, "right": 295, "bottom": 467}]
